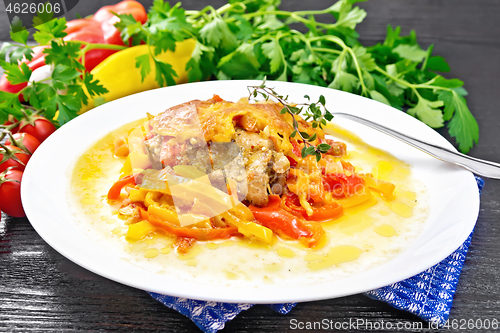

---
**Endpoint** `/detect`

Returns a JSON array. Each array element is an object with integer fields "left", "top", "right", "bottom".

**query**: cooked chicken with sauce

[{"left": 141, "top": 95, "right": 345, "bottom": 207}]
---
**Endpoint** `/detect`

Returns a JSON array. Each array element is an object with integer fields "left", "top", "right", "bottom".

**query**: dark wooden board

[{"left": 1, "top": 0, "right": 500, "bottom": 332}]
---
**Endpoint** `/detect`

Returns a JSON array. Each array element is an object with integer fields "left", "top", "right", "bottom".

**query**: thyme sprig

[{"left": 248, "top": 79, "right": 333, "bottom": 162}]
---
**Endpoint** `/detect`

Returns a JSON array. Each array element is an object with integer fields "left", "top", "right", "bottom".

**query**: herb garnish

[{"left": 248, "top": 78, "right": 333, "bottom": 162}]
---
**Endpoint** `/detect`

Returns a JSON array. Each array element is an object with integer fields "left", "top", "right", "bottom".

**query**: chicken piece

[
  {"left": 235, "top": 129, "right": 281, "bottom": 207},
  {"left": 324, "top": 138, "right": 347, "bottom": 157}
]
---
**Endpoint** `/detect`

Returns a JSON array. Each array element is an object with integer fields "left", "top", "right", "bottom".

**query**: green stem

[
  {"left": 310, "top": 35, "right": 369, "bottom": 95},
  {"left": 311, "top": 47, "right": 342, "bottom": 55},
  {"left": 79, "top": 42, "right": 127, "bottom": 52},
  {"left": 374, "top": 66, "right": 452, "bottom": 92},
  {"left": 345, "top": 48, "right": 369, "bottom": 96}
]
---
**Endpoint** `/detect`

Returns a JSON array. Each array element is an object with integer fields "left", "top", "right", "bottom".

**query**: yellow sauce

[{"left": 68, "top": 119, "right": 428, "bottom": 286}]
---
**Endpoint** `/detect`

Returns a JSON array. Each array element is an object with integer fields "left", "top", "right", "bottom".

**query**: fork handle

[{"left": 333, "top": 112, "right": 500, "bottom": 179}]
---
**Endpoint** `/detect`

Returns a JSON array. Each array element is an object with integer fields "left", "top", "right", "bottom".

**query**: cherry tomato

[
  {"left": 0, "top": 168, "right": 25, "bottom": 217},
  {"left": 5, "top": 133, "right": 41, "bottom": 154},
  {"left": 0, "top": 145, "right": 30, "bottom": 173},
  {"left": 2, "top": 115, "right": 20, "bottom": 133},
  {"left": 19, "top": 117, "right": 56, "bottom": 143}
]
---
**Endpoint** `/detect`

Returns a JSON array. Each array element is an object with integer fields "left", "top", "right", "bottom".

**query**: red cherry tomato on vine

[
  {"left": 3, "top": 119, "right": 20, "bottom": 134},
  {"left": 0, "top": 168, "right": 25, "bottom": 217},
  {"left": 19, "top": 117, "right": 56, "bottom": 143},
  {"left": 5, "top": 133, "right": 41, "bottom": 154},
  {"left": 0, "top": 145, "right": 30, "bottom": 173}
]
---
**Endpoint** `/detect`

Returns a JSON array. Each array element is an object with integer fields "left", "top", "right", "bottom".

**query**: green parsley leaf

[
  {"left": 10, "top": 30, "right": 29, "bottom": 45},
  {"left": 0, "top": 61, "right": 32, "bottom": 85},
  {"left": 199, "top": 17, "right": 238, "bottom": 53},
  {"left": 261, "top": 39, "right": 283, "bottom": 74},
  {"left": 83, "top": 73, "right": 109, "bottom": 97},
  {"left": 407, "top": 97, "right": 444, "bottom": 128},
  {"left": 392, "top": 44, "right": 427, "bottom": 62},
  {"left": 329, "top": 71, "right": 359, "bottom": 92},
  {"left": 135, "top": 54, "right": 152, "bottom": 82},
  {"left": 218, "top": 43, "right": 260, "bottom": 78},
  {"left": 426, "top": 56, "right": 450, "bottom": 72},
  {"left": 154, "top": 60, "right": 178, "bottom": 87},
  {"left": 439, "top": 91, "right": 479, "bottom": 153}
]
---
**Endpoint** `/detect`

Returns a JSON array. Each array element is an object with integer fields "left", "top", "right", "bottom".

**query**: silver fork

[{"left": 332, "top": 112, "right": 500, "bottom": 179}]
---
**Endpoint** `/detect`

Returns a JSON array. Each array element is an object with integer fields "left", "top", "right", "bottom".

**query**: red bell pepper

[
  {"left": 249, "top": 195, "right": 325, "bottom": 247},
  {"left": 283, "top": 192, "right": 343, "bottom": 221},
  {"left": 107, "top": 174, "right": 137, "bottom": 200},
  {"left": 323, "top": 172, "right": 365, "bottom": 198},
  {"left": 0, "top": 0, "right": 147, "bottom": 95}
]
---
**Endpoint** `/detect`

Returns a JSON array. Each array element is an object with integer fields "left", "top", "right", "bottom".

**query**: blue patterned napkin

[{"left": 149, "top": 176, "right": 484, "bottom": 333}]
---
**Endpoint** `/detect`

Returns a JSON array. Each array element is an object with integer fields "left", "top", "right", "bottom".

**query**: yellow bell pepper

[
  {"left": 128, "top": 187, "right": 148, "bottom": 202},
  {"left": 80, "top": 39, "right": 197, "bottom": 113},
  {"left": 126, "top": 220, "right": 157, "bottom": 242},
  {"left": 223, "top": 212, "right": 273, "bottom": 244}
]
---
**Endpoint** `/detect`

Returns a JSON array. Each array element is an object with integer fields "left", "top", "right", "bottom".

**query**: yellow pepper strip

[
  {"left": 336, "top": 189, "right": 372, "bottom": 208},
  {"left": 148, "top": 204, "right": 180, "bottom": 225},
  {"left": 221, "top": 212, "right": 273, "bottom": 244},
  {"left": 126, "top": 220, "right": 157, "bottom": 242},
  {"left": 80, "top": 39, "right": 197, "bottom": 113},
  {"left": 128, "top": 187, "right": 148, "bottom": 202},
  {"left": 144, "top": 191, "right": 163, "bottom": 208},
  {"left": 363, "top": 174, "right": 395, "bottom": 199},
  {"left": 173, "top": 165, "right": 207, "bottom": 179}
]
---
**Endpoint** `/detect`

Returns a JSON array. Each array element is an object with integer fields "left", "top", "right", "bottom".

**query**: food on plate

[{"left": 70, "top": 88, "right": 428, "bottom": 284}]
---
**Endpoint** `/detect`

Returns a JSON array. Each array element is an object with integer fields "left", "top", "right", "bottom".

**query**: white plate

[{"left": 21, "top": 80, "right": 479, "bottom": 303}]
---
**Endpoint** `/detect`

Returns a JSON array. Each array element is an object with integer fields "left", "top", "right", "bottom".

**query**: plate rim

[{"left": 21, "top": 80, "right": 480, "bottom": 303}]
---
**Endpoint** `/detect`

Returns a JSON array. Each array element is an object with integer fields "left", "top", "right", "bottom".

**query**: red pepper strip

[
  {"left": 283, "top": 192, "right": 343, "bottom": 221},
  {"left": 323, "top": 173, "right": 365, "bottom": 198},
  {"left": 249, "top": 195, "right": 325, "bottom": 247},
  {"left": 139, "top": 208, "right": 241, "bottom": 241},
  {"left": 107, "top": 174, "right": 136, "bottom": 200}
]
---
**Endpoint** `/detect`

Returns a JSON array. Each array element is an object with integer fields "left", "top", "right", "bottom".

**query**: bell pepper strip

[
  {"left": 220, "top": 212, "right": 273, "bottom": 244},
  {"left": 362, "top": 173, "right": 395, "bottom": 199},
  {"left": 249, "top": 195, "right": 325, "bottom": 248},
  {"left": 107, "top": 174, "right": 137, "bottom": 200},
  {"left": 283, "top": 192, "right": 343, "bottom": 221},
  {"left": 336, "top": 188, "right": 372, "bottom": 208},
  {"left": 323, "top": 172, "right": 365, "bottom": 198},
  {"left": 139, "top": 208, "right": 241, "bottom": 241}
]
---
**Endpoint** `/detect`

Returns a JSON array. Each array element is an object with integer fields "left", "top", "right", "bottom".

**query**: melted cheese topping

[{"left": 151, "top": 98, "right": 294, "bottom": 153}]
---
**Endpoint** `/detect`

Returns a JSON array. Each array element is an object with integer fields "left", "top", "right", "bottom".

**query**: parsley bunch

[{"left": 117, "top": 0, "right": 478, "bottom": 153}]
